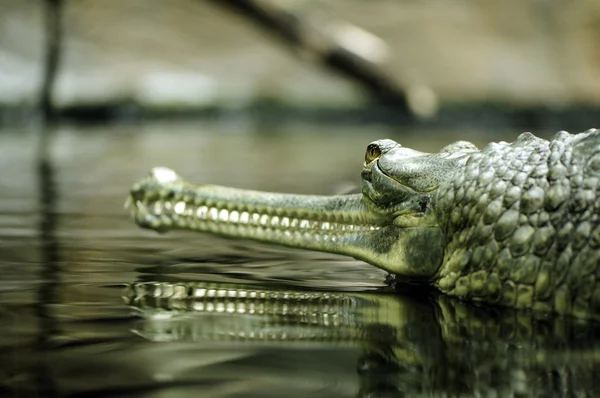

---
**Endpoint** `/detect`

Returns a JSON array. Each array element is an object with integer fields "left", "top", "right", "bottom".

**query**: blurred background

[{"left": 1, "top": 0, "right": 599, "bottom": 129}]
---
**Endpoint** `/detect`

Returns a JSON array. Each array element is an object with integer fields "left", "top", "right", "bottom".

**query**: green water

[{"left": 1, "top": 121, "right": 598, "bottom": 397}]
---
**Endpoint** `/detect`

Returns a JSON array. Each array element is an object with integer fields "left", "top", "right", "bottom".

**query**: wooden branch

[
  {"left": 209, "top": 0, "right": 436, "bottom": 118},
  {"left": 39, "top": 0, "right": 63, "bottom": 123}
]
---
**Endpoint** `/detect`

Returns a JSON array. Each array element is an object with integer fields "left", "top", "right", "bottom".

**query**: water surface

[{"left": 1, "top": 122, "right": 598, "bottom": 397}]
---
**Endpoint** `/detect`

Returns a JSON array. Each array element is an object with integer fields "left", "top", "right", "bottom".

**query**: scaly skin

[
  {"left": 127, "top": 128, "right": 600, "bottom": 318},
  {"left": 434, "top": 130, "right": 600, "bottom": 316}
]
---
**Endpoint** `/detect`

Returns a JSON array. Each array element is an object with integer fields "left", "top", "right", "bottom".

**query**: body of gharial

[{"left": 127, "top": 128, "right": 600, "bottom": 319}]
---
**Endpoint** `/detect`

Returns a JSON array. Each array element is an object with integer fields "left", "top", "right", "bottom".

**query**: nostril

[
  {"left": 361, "top": 169, "right": 372, "bottom": 182},
  {"left": 365, "top": 143, "right": 382, "bottom": 164},
  {"left": 150, "top": 167, "right": 181, "bottom": 183}
]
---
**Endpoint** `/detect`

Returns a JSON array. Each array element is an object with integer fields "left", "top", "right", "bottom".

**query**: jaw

[{"left": 127, "top": 167, "right": 444, "bottom": 279}]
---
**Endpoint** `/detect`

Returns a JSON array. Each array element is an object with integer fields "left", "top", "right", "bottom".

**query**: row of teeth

[
  {"left": 130, "top": 284, "right": 354, "bottom": 322},
  {"left": 139, "top": 322, "right": 357, "bottom": 343},
  {"left": 139, "top": 200, "right": 379, "bottom": 232},
  {"left": 131, "top": 283, "right": 352, "bottom": 302},
  {"left": 158, "top": 301, "right": 348, "bottom": 323}
]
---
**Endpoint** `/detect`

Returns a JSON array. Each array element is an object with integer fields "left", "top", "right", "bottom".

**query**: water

[{"left": 1, "top": 121, "right": 599, "bottom": 397}]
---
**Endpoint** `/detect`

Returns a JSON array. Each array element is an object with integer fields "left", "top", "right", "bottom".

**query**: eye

[{"left": 365, "top": 143, "right": 382, "bottom": 164}]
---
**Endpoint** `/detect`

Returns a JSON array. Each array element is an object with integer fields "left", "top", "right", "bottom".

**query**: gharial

[{"left": 127, "top": 128, "right": 600, "bottom": 319}]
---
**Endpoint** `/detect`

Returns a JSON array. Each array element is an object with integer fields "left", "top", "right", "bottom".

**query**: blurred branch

[
  {"left": 209, "top": 0, "right": 435, "bottom": 118},
  {"left": 39, "top": 0, "right": 63, "bottom": 123}
]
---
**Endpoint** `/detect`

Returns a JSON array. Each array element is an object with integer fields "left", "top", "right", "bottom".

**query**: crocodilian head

[
  {"left": 127, "top": 139, "right": 478, "bottom": 280},
  {"left": 358, "top": 138, "right": 477, "bottom": 279}
]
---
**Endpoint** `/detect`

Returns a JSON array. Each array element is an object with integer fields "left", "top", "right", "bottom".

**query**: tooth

[
  {"left": 281, "top": 217, "right": 289, "bottom": 228},
  {"left": 259, "top": 214, "right": 269, "bottom": 226},
  {"left": 321, "top": 222, "right": 330, "bottom": 230},
  {"left": 299, "top": 220, "right": 310, "bottom": 229},
  {"left": 194, "top": 288, "right": 206, "bottom": 297},
  {"left": 290, "top": 218, "right": 299, "bottom": 228},
  {"left": 240, "top": 212, "right": 249, "bottom": 224},
  {"left": 270, "top": 216, "right": 279, "bottom": 227},
  {"left": 123, "top": 197, "right": 132, "bottom": 209},
  {"left": 185, "top": 205, "right": 195, "bottom": 217},
  {"left": 208, "top": 207, "right": 218, "bottom": 220},
  {"left": 196, "top": 206, "right": 208, "bottom": 219},
  {"left": 135, "top": 201, "right": 149, "bottom": 222},
  {"left": 153, "top": 201, "right": 163, "bottom": 215},
  {"left": 174, "top": 201, "right": 186, "bottom": 215},
  {"left": 251, "top": 213, "right": 260, "bottom": 224},
  {"left": 173, "top": 285, "right": 186, "bottom": 298},
  {"left": 309, "top": 232, "right": 320, "bottom": 242},
  {"left": 218, "top": 209, "right": 229, "bottom": 221},
  {"left": 229, "top": 210, "right": 239, "bottom": 223}
]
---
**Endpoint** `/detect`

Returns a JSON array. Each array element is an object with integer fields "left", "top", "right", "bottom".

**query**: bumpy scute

[{"left": 435, "top": 129, "right": 600, "bottom": 316}]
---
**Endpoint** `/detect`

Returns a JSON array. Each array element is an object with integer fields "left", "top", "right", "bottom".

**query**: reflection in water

[
  {"left": 35, "top": 129, "right": 61, "bottom": 397},
  {"left": 127, "top": 280, "right": 600, "bottom": 397}
]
